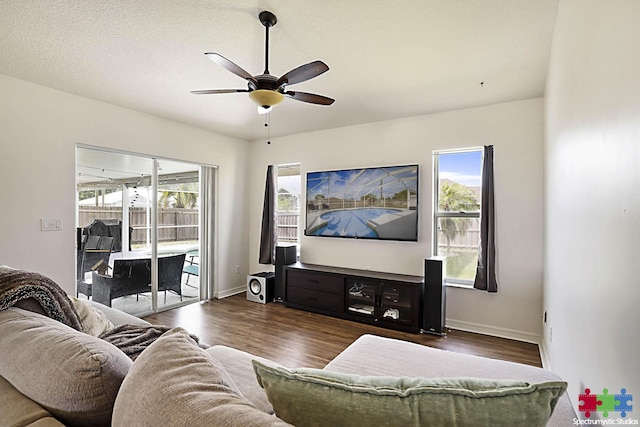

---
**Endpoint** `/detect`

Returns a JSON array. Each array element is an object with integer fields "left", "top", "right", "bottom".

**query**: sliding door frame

[{"left": 76, "top": 144, "right": 218, "bottom": 315}]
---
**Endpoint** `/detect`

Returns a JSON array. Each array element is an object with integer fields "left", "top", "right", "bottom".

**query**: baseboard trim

[
  {"left": 215, "top": 285, "right": 246, "bottom": 299},
  {"left": 445, "top": 318, "right": 541, "bottom": 345},
  {"left": 538, "top": 340, "right": 551, "bottom": 370}
]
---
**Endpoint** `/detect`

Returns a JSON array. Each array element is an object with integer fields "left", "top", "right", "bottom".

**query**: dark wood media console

[{"left": 284, "top": 262, "right": 424, "bottom": 333}]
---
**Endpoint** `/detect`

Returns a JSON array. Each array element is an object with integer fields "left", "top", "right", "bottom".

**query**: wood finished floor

[{"left": 143, "top": 293, "right": 542, "bottom": 369}]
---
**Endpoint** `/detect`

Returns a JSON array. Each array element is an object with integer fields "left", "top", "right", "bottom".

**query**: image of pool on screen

[{"left": 305, "top": 165, "right": 418, "bottom": 241}]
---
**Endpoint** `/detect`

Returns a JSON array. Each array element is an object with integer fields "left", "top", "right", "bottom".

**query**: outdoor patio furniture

[
  {"left": 183, "top": 249, "right": 199, "bottom": 287},
  {"left": 91, "top": 253, "right": 186, "bottom": 307},
  {"left": 92, "top": 258, "right": 150, "bottom": 306},
  {"left": 77, "top": 235, "right": 114, "bottom": 298},
  {"left": 159, "top": 253, "right": 186, "bottom": 302},
  {"left": 81, "top": 218, "right": 131, "bottom": 252}
]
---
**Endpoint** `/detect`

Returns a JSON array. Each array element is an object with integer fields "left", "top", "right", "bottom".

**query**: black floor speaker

[
  {"left": 274, "top": 245, "right": 297, "bottom": 302},
  {"left": 423, "top": 257, "right": 447, "bottom": 336}
]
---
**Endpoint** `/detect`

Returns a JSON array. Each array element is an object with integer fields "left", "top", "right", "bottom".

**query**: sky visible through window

[
  {"left": 438, "top": 150, "right": 482, "bottom": 186},
  {"left": 278, "top": 175, "right": 301, "bottom": 195}
]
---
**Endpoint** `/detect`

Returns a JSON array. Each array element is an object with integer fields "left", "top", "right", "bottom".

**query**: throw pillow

[
  {"left": 0, "top": 308, "right": 132, "bottom": 427},
  {"left": 253, "top": 361, "right": 567, "bottom": 427},
  {"left": 112, "top": 327, "right": 291, "bottom": 427},
  {"left": 70, "top": 296, "right": 114, "bottom": 336}
]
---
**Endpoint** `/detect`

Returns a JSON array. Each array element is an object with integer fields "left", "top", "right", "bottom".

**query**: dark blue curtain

[{"left": 474, "top": 146, "right": 498, "bottom": 292}]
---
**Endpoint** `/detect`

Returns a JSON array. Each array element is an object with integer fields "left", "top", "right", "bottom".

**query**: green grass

[{"left": 443, "top": 250, "right": 478, "bottom": 281}]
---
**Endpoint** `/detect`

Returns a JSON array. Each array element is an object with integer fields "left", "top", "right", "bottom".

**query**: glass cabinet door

[
  {"left": 346, "top": 278, "right": 377, "bottom": 317},
  {"left": 380, "top": 282, "right": 414, "bottom": 324}
]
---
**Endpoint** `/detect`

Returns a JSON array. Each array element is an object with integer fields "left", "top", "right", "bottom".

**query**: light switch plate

[{"left": 41, "top": 218, "right": 63, "bottom": 231}]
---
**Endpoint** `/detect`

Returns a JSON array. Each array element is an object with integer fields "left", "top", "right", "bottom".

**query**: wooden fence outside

[
  {"left": 438, "top": 229, "right": 479, "bottom": 251},
  {"left": 277, "top": 212, "right": 299, "bottom": 242},
  {"left": 79, "top": 207, "right": 198, "bottom": 244}
]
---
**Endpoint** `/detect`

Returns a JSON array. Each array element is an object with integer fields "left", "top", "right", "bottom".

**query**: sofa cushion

[
  {"left": 112, "top": 327, "right": 291, "bottom": 427},
  {"left": 0, "top": 308, "right": 132, "bottom": 427},
  {"left": 324, "top": 334, "right": 576, "bottom": 426},
  {"left": 253, "top": 360, "right": 567, "bottom": 427},
  {"left": 70, "top": 296, "right": 114, "bottom": 336},
  {"left": 0, "top": 375, "right": 65, "bottom": 427},
  {"left": 206, "top": 344, "right": 281, "bottom": 414},
  {"left": 90, "top": 300, "right": 150, "bottom": 327}
]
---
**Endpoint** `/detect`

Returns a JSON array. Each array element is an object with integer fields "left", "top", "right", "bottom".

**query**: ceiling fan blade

[
  {"left": 284, "top": 91, "right": 335, "bottom": 105},
  {"left": 191, "top": 89, "right": 250, "bottom": 95},
  {"left": 204, "top": 53, "right": 258, "bottom": 85},
  {"left": 276, "top": 61, "right": 329, "bottom": 88}
]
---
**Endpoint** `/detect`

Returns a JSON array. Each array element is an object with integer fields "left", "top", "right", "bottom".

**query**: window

[
  {"left": 433, "top": 149, "right": 482, "bottom": 285},
  {"left": 277, "top": 164, "right": 301, "bottom": 244}
]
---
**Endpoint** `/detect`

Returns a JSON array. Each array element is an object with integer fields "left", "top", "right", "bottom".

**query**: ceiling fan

[{"left": 192, "top": 10, "right": 334, "bottom": 113}]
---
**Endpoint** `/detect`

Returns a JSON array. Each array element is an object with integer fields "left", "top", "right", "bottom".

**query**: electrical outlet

[
  {"left": 549, "top": 327, "right": 553, "bottom": 343},
  {"left": 235, "top": 265, "right": 240, "bottom": 274}
]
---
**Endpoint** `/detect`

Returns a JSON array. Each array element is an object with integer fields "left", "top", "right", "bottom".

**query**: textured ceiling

[{"left": 1, "top": 0, "right": 559, "bottom": 141}]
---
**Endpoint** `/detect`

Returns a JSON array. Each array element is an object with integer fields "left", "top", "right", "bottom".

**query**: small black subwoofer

[{"left": 247, "top": 272, "right": 275, "bottom": 304}]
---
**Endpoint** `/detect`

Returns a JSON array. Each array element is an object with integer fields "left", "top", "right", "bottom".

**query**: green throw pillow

[{"left": 253, "top": 361, "right": 567, "bottom": 427}]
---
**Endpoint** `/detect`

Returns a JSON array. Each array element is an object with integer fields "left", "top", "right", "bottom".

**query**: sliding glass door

[{"left": 76, "top": 146, "right": 212, "bottom": 316}]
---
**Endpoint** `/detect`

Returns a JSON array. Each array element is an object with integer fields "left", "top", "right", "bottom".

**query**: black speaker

[
  {"left": 274, "top": 245, "right": 297, "bottom": 302},
  {"left": 247, "top": 272, "right": 275, "bottom": 304},
  {"left": 423, "top": 257, "right": 447, "bottom": 336}
]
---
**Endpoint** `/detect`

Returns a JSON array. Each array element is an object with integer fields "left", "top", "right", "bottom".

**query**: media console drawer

[
  {"left": 286, "top": 270, "right": 343, "bottom": 294},
  {"left": 287, "top": 286, "right": 344, "bottom": 313}
]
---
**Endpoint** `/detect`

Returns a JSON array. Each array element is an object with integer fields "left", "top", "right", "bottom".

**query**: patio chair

[
  {"left": 81, "top": 218, "right": 131, "bottom": 252},
  {"left": 77, "top": 235, "right": 114, "bottom": 298},
  {"left": 159, "top": 253, "right": 186, "bottom": 303},
  {"left": 182, "top": 249, "right": 199, "bottom": 287}
]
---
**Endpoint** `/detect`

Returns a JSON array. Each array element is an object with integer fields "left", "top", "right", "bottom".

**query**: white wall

[
  {"left": 544, "top": 0, "right": 640, "bottom": 409},
  {"left": 0, "top": 74, "right": 250, "bottom": 297},
  {"left": 249, "top": 98, "right": 545, "bottom": 341}
]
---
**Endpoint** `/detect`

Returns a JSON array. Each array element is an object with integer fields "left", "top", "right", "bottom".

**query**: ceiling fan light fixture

[
  {"left": 193, "top": 10, "right": 333, "bottom": 111},
  {"left": 249, "top": 89, "right": 284, "bottom": 108}
]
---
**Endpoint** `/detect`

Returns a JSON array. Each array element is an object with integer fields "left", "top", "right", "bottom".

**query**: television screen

[{"left": 305, "top": 164, "right": 418, "bottom": 241}]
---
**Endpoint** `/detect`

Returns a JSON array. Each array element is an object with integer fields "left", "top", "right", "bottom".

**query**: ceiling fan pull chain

[{"left": 265, "top": 113, "right": 271, "bottom": 145}]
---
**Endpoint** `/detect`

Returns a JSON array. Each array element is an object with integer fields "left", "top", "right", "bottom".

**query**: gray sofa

[{"left": 0, "top": 302, "right": 576, "bottom": 426}]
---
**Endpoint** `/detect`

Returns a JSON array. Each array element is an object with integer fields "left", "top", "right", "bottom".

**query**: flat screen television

[{"left": 305, "top": 164, "right": 418, "bottom": 241}]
